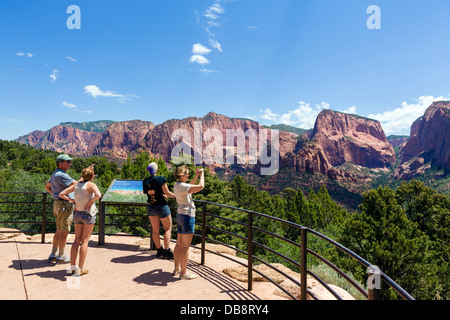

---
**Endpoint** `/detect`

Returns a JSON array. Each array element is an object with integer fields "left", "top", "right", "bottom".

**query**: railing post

[
  {"left": 367, "top": 266, "right": 382, "bottom": 300},
  {"left": 247, "top": 211, "right": 253, "bottom": 291},
  {"left": 300, "top": 227, "right": 308, "bottom": 300},
  {"left": 41, "top": 193, "right": 47, "bottom": 244},
  {"left": 98, "top": 202, "right": 105, "bottom": 246},
  {"left": 201, "top": 201, "right": 207, "bottom": 265}
]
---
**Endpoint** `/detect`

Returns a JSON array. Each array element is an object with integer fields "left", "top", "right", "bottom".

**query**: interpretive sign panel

[{"left": 102, "top": 179, "right": 147, "bottom": 204}]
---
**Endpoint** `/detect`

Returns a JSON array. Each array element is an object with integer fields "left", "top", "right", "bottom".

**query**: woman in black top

[{"left": 143, "top": 162, "right": 175, "bottom": 259}]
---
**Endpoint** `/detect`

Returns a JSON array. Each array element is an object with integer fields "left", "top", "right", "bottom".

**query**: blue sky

[{"left": 1, "top": 0, "right": 450, "bottom": 141}]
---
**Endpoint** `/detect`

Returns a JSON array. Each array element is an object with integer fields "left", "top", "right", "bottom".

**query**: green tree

[
  {"left": 36, "top": 158, "right": 57, "bottom": 175},
  {"left": 338, "top": 186, "right": 431, "bottom": 300},
  {"left": 395, "top": 180, "right": 450, "bottom": 299}
]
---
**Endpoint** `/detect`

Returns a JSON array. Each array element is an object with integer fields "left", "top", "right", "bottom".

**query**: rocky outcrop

[
  {"left": 87, "top": 120, "right": 155, "bottom": 160},
  {"left": 311, "top": 110, "right": 396, "bottom": 169},
  {"left": 394, "top": 101, "right": 450, "bottom": 179},
  {"left": 16, "top": 111, "right": 399, "bottom": 181},
  {"left": 141, "top": 112, "right": 264, "bottom": 164},
  {"left": 278, "top": 110, "right": 396, "bottom": 180},
  {"left": 387, "top": 136, "right": 409, "bottom": 149},
  {"left": 16, "top": 125, "right": 98, "bottom": 156}
]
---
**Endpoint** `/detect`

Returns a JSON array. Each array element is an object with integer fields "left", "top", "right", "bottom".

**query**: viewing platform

[
  {"left": 1, "top": 190, "right": 415, "bottom": 301},
  {"left": 0, "top": 230, "right": 291, "bottom": 301}
]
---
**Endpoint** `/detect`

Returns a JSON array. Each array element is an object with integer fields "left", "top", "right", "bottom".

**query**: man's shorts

[
  {"left": 74, "top": 211, "right": 96, "bottom": 225},
  {"left": 176, "top": 214, "right": 195, "bottom": 235},
  {"left": 147, "top": 204, "right": 171, "bottom": 218},
  {"left": 53, "top": 199, "right": 74, "bottom": 232}
]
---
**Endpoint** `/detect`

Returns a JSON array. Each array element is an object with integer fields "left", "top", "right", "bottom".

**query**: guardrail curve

[{"left": 0, "top": 191, "right": 415, "bottom": 300}]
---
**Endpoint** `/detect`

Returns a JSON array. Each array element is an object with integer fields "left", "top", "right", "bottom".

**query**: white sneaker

[
  {"left": 180, "top": 273, "right": 197, "bottom": 280},
  {"left": 66, "top": 265, "right": 78, "bottom": 275},
  {"left": 57, "top": 255, "right": 70, "bottom": 264}
]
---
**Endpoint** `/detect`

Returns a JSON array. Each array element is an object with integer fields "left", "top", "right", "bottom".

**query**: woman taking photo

[
  {"left": 59, "top": 165, "right": 102, "bottom": 275},
  {"left": 172, "top": 166, "right": 204, "bottom": 280}
]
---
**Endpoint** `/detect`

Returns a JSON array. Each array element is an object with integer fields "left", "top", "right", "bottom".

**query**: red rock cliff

[
  {"left": 394, "top": 101, "right": 450, "bottom": 179},
  {"left": 87, "top": 120, "right": 155, "bottom": 160},
  {"left": 311, "top": 110, "right": 396, "bottom": 169},
  {"left": 17, "top": 125, "right": 98, "bottom": 156}
]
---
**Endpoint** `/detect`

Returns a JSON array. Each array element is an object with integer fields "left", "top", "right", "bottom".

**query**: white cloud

[
  {"left": 84, "top": 85, "right": 124, "bottom": 98},
  {"left": 192, "top": 43, "right": 212, "bottom": 55},
  {"left": 369, "top": 95, "right": 449, "bottom": 135},
  {"left": 62, "top": 101, "right": 92, "bottom": 114},
  {"left": 199, "top": 2, "right": 227, "bottom": 37},
  {"left": 189, "top": 55, "right": 210, "bottom": 65},
  {"left": 260, "top": 108, "right": 279, "bottom": 122},
  {"left": 191, "top": 1, "right": 230, "bottom": 72},
  {"left": 62, "top": 101, "right": 77, "bottom": 109},
  {"left": 200, "top": 68, "right": 219, "bottom": 75},
  {"left": 256, "top": 101, "right": 331, "bottom": 129},
  {"left": 252, "top": 95, "right": 450, "bottom": 135},
  {"left": 281, "top": 102, "right": 330, "bottom": 129},
  {"left": 209, "top": 39, "right": 223, "bottom": 52},
  {"left": 50, "top": 69, "right": 60, "bottom": 83},
  {"left": 341, "top": 106, "right": 357, "bottom": 115},
  {"left": 84, "top": 85, "right": 139, "bottom": 103},
  {"left": 17, "top": 52, "right": 33, "bottom": 58},
  {"left": 205, "top": 3, "right": 225, "bottom": 20},
  {"left": 66, "top": 56, "right": 77, "bottom": 63},
  {"left": 0, "top": 118, "right": 21, "bottom": 123}
]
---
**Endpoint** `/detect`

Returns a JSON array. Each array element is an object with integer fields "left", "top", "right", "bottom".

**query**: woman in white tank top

[
  {"left": 172, "top": 165, "right": 205, "bottom": 280},
  {"left": 59, "top": 165, "right": 102, "bottom": 275}
]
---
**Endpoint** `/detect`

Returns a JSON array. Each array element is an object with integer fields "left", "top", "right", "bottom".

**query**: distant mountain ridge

[
  {"left": 59, "top": 120, "right": 115, "bottom": 133},
  {"left": 14, "top": 102, "right": 449, "bottom": 184}
]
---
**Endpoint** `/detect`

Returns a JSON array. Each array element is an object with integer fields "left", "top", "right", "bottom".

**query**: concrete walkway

[{"left": 0, "top": 230, "right": 286, "bottom": 301}]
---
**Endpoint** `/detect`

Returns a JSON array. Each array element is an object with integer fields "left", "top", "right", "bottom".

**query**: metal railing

[
  {"left": 0, "top": 191, "right": 51, "bottom": 243},
  {"left": 0, "top": 191, "right": 415, "bottom": 300},
  {"left": 191, "top": 200, "right": 414, "bottom": 301},
  {"left": 97, "top": 198, "right": 414, "bottom": 300}
]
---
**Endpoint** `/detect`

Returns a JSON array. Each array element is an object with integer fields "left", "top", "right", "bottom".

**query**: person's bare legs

[
  {"left": 70, "top": 223, "right": 94, "bottom": 271},
  {"left": 149, "top": 215, "right": 172, "bottom": 250},
  {"left": 57, "top": 230, "right": 69, "bottom": 255},
  {"left": 149, "top": 216, "right": 162, "bottom": 249},
  {"left": 78, "top": 224, "right": 94, "bottom": 268},
  {"left": 160, "top": 215, "right": 172, "bottom": 250},
  {"left": 174, "top": 234, "right": 182, "bottom": 274},
  {"left": 51, "top": 230, "right": 69, "bottom": 256},
  {"left": 175, "top": 233, "right": 193, "bottom": 276},
  {"left": 71, "top": 224, "right": 83, "bottom": 266}
]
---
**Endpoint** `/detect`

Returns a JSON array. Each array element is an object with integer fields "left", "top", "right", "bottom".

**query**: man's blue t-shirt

[{"left": 48, "top": 169, "right": 75, "bottom": 200}]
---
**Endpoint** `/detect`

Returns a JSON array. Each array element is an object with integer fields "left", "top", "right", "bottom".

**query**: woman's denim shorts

[
  {"left": 176, "top": 214, "right": 195, "bottom": 235},
  {"left": 147, "top": 204, "right": 171, "bottom": 218},
  {"left": 74, "top": 211, "right": 96, "bottom": 225}
]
